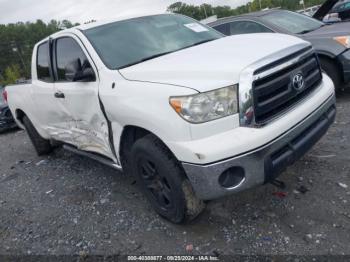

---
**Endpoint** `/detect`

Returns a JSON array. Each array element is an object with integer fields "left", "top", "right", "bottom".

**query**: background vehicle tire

[
  {"left": 131, "top": 134, "right": 205, "bottom": 224},
  {"left": 23, "top": 116, "right": 53, "bottom": 156},
  {"left": 319, "top": 57, "right": 343, "bottom": 91}
]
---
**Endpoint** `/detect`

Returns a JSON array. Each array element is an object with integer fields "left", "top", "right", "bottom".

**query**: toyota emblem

[{"left": 292, "top": 73, "right": 305, "bottom": 90}]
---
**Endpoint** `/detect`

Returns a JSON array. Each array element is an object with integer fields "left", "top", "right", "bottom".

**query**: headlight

[
  {"left": 334, "top": 36, "right": 350, "bottom": 48},
  {"left": 169, "top": 85, "right": 238, "bottom": 123}
]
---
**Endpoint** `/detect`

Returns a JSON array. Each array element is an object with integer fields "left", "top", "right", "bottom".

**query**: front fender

[{"left": 99, "top": 79, "right": 198, "bottom": 160}]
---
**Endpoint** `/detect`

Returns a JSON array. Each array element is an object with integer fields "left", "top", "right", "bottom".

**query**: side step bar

[{"left": 63, "top": 145, "right": 122, "bottom": 171}]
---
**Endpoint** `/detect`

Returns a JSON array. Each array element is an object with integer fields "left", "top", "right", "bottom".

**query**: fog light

[{"left": 218, "top": 167, "right": 245, "bottom": 188}]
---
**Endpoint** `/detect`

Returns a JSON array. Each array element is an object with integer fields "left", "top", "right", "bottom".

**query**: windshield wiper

[
  {"left": 138, "top": 51, "right": 175, "bottom": 63},
  {"left": 185, "top": 38, "right": 217, "bottom": 48},
  {"left": 298, "top": 24, "right": 325, "bottom": 34},
  {"left": 298, "top": 29, "right": 314, "bottom": 34},
  {"left": 117, "top": 51, "right": 174, "bottom": 69},
  {"left": 117, "top": 38, "right": 217, "bottom": 70}
]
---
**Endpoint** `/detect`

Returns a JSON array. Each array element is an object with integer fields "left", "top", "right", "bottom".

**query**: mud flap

[{"left": 182, "top": 180, "right": 206, "bottom": 221}]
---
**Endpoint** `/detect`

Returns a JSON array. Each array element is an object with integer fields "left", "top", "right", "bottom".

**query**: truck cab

[{"left": 6, "top": 13, "right": 336, "bottom": 223}]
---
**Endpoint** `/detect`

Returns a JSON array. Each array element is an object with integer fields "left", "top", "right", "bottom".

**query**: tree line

[
  {"left": 0, "top": 20, "right": 78, "bottom": 85},
  {"left": 167, "top": 0, "right": 326, "bottom": 21}
]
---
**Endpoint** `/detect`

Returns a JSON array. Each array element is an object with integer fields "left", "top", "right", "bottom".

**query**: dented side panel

[
  {"left": 53, "top": 80, "right": 115, "bottom": 160},
  {"left": 51, "top": 33, "right": 116, "bottom": 162}
]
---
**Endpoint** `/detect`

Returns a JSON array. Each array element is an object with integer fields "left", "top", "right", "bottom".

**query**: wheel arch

[
  {"left": 118, "top": 125, "right": 182, "bottom": 174},
  {"left": 13, "top": 109, "right": 50, "bottom": 138},
  {"left": 14, "top": 108, "right": 27, "bottom": 128},
  {"left": 318, "top": 53, "right": 342, "bottom": 69},
  {"left": 119, "top": 125, "right": 155, "bottom": 170},
  {"left": 318, "top": 54, "right": 344, "bottom": 83}
]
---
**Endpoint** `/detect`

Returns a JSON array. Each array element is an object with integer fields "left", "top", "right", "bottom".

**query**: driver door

[{"left": 52, "top": 35, "right": 115, "bottom": 160}]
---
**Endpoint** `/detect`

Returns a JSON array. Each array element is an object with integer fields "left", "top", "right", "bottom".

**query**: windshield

[
  {"left": 261, "top": 11, "right": 324, "bottom": 34},
  {"left": 83, "top": 14, "right": 222, "bottom": 69}
]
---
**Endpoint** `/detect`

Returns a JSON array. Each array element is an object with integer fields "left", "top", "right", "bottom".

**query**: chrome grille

[{"left": 252, "top": 49, "right": 322, "bottom": 125}]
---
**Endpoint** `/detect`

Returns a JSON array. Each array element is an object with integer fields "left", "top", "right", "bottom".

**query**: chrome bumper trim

[{"left": 182, "top": 94, "right": 336, "bottom": 200}]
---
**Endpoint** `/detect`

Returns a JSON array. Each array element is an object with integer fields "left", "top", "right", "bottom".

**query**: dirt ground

[{"left": 0, "top": 91, "right": 349, "bottom": 257}]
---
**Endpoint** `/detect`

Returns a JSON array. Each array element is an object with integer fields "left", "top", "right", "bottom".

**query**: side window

[
  {"left": 37, "top": 42, "right": 52, "bottom": 82},
  {"left": 55, "top": 37, "right": 91, "bottom": 82},
  {"left": 229, "top": 21, "right": 273, "bottom": 35},
  {"left": 213, "top": 23, "right": 230, "bottom": 36}
]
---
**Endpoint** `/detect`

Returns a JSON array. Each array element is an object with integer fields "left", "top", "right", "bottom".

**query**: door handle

[{"left": 54, "top": 91, "right": 65, "bottom": 99}]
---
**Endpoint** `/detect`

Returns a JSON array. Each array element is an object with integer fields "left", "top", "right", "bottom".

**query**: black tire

[
  {"left": 319, "top": 57, "right": 343, "bottom": 91},
  {"left": 131, "top": 134, "right": 205, "bottom": 224},
  {"left": 23, "top": 116, "right": 53, "bottom": 156}
]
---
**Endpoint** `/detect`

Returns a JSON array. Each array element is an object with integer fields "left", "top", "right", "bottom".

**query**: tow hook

[{"left": 270, "top": 179, "right": 286, "bottom": 189}]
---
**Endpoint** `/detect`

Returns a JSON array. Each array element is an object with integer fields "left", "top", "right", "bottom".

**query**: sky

[{"left": 0, "top": 0, "right": 251, "bottom": 24}]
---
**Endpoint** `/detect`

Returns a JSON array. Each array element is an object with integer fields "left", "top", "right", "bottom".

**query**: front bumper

[
  {"left": 339, "top": 49, "right": 350, "bottom": 84},
  {"left": 182, "top": 94, "right": 336, "bottom": 200}
]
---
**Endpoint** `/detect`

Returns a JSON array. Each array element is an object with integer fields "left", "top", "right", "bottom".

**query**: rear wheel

[
  {"left": 319, "top": 57, "right": 343, "bottom": 91},
  {"left": 23, "top": 116, "right": 53, "bottom": 156},
  {"left": 131, "top": 134, "right": 205, "bottom": 223}
]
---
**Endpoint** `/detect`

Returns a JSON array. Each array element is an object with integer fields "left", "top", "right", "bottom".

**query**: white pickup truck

[{"left": 5, "top": 13, "right": 336, "bottom": 223}]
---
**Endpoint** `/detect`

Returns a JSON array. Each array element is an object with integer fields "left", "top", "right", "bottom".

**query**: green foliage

[
  {"left": 167, "top": 0, "right": 327, "bottom": 20},
  {"left": 2, "top": 64, "right": 21, "bottom": 85},
  {"left": 0, "top": 19, "right": 77, "bottom": 83}
]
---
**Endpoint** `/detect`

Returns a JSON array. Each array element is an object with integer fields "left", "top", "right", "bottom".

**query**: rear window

[{"left": 36, "top": 42, "right": 52, "bottom": 82}]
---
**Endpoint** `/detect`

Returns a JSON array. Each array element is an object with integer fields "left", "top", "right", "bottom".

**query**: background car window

[
  {"left": 213, "top": 23, "right": 230, "bottom": 35},
  {"left": 36, "top": 42, "right": 52, "bottom": 82},
  {"left": 55, "top": 37, "right": 89, "bottom": 81},
  {"left": 229, "top": 21, "right": 273, "bottom": 35},
  {"left": 261, "top": 11, "right": 324, "bottom": 34}
]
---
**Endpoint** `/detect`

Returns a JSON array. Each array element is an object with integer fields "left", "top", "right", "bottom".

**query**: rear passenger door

[
  {"left": 52, "top": 35, "right": 114, "bottom": 159},
  {"left": 31, "top": 41, "right": 64, "bottom": 135}
]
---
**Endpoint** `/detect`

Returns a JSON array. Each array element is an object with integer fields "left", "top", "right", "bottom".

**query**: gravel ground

[{"left": 0, "top": 91, "right": 349, "bottom": 256}]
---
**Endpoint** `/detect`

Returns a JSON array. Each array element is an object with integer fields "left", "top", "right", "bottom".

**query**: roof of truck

[
  {"left": 75, "top": 11, "right": 170, "bottom": 31},
  {"left": 39, "top": 12, "right": 173, "bottom": 43}
]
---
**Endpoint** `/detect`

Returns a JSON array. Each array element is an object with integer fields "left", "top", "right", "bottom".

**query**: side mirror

[
  {"left": 76, "top": 67, "right": 96, "bottom": 82},
  {"left": 65, "top": 59, "right": 81, "bottom": 82},
  {"left": 65, "top": 59, "right": 95, "bottom": 82}
]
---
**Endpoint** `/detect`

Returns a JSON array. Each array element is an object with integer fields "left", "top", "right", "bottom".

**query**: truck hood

[
  {"left": 119, "top": 33, "right": 308, "bottom": 92},
  {"left": 302, "top": 22, "right": 350, "bottom": 38}
]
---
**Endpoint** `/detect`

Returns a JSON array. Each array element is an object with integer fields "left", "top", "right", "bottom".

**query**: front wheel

[{"left": 131, "top": 134, "right": 205, "bottom": 223}]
